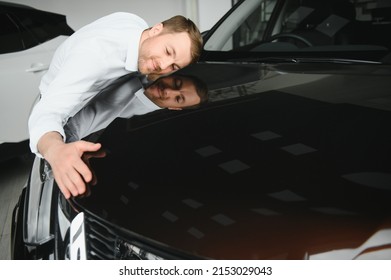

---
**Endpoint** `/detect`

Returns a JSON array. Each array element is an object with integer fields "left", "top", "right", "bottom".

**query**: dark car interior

[
  {"left": 203, "top": 0, "right": 391, "bottom": 63},
  {"left": 279, "top": 0, "right": 391, "bottom": 49}
]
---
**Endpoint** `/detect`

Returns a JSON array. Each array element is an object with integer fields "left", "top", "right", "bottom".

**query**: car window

[
  {"left": 0, "top": 13, "right": 24, "bottom": 54},
  {"left": 205, "top": 0, "right": 277, "bottom": 51},
  {"left": 0, "top": 4, "right": 73, "bottom": 54},
  {"left": 274, "top": 0, "right": 391, "bottom": 49},
  {"left": 203, "top": 0, "right": 391, "bottom": 62},
  {"left": 11, "top": 9, "right": 73, "bottom": 44}
]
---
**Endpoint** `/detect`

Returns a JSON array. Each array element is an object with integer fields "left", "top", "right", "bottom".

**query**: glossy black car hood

[{"left": 69, "top": 62, "right": 391, "bottom": 259}]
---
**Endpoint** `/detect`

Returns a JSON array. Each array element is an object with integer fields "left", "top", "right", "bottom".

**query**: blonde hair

[{"left": 161, "top": 15, "right": 203, "bottom": 64}]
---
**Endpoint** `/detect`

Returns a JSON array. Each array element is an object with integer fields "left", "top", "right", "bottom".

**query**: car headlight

[{"left": 115, "top": 240, "right": 164, "bottom": 260}]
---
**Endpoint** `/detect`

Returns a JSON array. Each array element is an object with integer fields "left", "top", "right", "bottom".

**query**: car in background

[
  {"left": 11, "top": 0, "right": 391, "bottom": 260},
  {"left": 0, "top": 1, "right": 73, "bottom": 161}
]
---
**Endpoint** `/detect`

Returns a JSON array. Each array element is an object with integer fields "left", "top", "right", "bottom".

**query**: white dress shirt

[
  {"left": 65, "top": 75, "right": 161, "bottom": 142},
  {"left": 28, "top": 12, "right": 149, "bottom": 156}
]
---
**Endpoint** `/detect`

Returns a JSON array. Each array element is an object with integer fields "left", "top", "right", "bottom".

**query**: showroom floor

[{"left": 0, "top": 157, "right": 33, "bottom": 260}]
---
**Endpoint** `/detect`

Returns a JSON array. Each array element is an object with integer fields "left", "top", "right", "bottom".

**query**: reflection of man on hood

[{"left": 65, "top": 73, "right": 208, "bottom": 142}]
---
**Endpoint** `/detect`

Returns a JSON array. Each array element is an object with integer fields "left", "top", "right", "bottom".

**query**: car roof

[{"left": 0, "top": 1, "right": 36, "bottom": 11}]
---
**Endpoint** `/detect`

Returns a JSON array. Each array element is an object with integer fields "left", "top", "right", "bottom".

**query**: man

[{"left": 28, "top": 12, "right": 203, "bottom": 199}]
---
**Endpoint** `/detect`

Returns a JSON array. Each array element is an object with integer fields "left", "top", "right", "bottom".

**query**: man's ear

[
  {"left": 149, "top": 23, "right": 164, "bottom": 37},
  {"left": 168, "top": 107, "right": 182, "bottom": 111}
]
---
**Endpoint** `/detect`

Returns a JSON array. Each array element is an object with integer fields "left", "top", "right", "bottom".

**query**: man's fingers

[
  {"left": 45, "top": 140, "right": 102, "bottom": 198},
  {"left": 53, "top": 161, "right": 88, "bottom": 197},
  {"left": 68, "top": 168, "right": 88, "bottom": 194},
  {"left": 57, "top": 184, "right": 71, "bottom": 199},
  {"left": 76, "top": 141, "right": 101, "bottom": 154},
  {"left": 56, "top": 175, "right": 76, "bottom": 199},
  {"left": 74, "top": 159, "right": 93, "bottom": 183}
]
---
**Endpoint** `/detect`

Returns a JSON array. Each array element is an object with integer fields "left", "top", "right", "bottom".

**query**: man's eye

[
  {"left": 174, "top": 79, "right": 182, "bottom": 89},
  {"left": 176, "top": 96, "right": 183, "bottom": 103}
]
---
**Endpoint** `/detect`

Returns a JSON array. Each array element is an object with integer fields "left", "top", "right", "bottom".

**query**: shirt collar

[
  {"left": 135, "top": 89, "right": 161, "bottom": 110},
  {"left": 125, "top": 29, "right": 143, "bottom": 71}
]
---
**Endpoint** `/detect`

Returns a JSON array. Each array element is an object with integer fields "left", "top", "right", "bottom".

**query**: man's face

[
  {"left": 138, "top": 24, "right": 192, "bottom": 76},
  {"left": 144, "top": 76, "right": 201, "bottom": 109}
]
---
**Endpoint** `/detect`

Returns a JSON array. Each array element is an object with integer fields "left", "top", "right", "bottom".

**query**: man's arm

[
  {"left": 37, "top": 131, "right": 101, "bottom": 199},
  {"left": 29, "top": 48, "right": 114, "bottom": 198}
]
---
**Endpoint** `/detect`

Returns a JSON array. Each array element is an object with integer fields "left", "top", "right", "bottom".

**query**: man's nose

[
  {"left": 164, "top": 88, "right": 179, "bottom": 99},
  {"left": 160, "top": 57, "right": 174, "bottom": 71}
]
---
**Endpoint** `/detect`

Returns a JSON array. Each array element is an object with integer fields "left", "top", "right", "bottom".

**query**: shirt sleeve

[{"left": 28, "top": 48, "right": 109, "bottom": 157}]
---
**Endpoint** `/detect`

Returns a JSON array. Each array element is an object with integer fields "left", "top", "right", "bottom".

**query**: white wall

[
  {"left": 7, "top": 0, "right": 189, "bottom": 30},
  {"left": 198, "top": 0, "right": 232, "bottom": 32},
  {"left": 7, "top": 0, "right": 231, "bottom": 32}
]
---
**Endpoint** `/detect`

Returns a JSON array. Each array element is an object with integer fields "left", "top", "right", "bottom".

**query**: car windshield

[{"left": 203, "top": 0, "right": 391, "bottom": 63}]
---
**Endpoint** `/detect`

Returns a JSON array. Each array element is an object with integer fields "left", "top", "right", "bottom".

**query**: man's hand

[{"left": 37, "top": 131, "right": 102, "bottom": 199}]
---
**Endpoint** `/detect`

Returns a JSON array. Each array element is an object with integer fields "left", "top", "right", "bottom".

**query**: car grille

[
  {"left": 84, "top": 214, "right": 117, "bottom": 259},
  {"left": 83, "top": 213, "right": 171, "bottom": 260}
]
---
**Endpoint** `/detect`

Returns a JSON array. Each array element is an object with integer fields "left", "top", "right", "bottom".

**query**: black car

[{"left": 11, "top": 0, "right": 391, "bottom": 260}]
